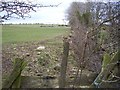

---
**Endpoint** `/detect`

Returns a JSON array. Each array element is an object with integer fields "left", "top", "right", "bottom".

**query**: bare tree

[{"left": 0, "top": 0, "right": 60, "bottom": 22}]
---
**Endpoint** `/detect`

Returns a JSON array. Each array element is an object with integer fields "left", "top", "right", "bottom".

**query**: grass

[{"left": 2, "top": 24, "right": 70, "bottom": 44}]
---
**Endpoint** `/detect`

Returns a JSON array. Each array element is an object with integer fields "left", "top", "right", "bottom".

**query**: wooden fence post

[
  {"left": 59, "top": 37, "right": 69, "bottom": 88},
  {"left": 3, "top": 58, "right": 27, "bottom": 88}
]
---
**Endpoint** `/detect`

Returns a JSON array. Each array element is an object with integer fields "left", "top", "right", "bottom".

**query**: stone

[{"left": 36, "top": 46, "right": 45, "bottom": 51}]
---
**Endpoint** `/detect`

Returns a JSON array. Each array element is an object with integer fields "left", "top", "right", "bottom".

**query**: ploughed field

[{"left": 2, "top": 24, "right": 70, "bottom": 76}]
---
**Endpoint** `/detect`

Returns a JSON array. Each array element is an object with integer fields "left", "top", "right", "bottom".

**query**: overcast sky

[
  {"left": 4, "top": 0, "right": 86, "bottom": 24},
  {"left": 3, "top": 0, "right": 119, "bottom": 24}
]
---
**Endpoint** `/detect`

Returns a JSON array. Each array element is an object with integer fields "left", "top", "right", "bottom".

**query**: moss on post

[
  {"left": 3, "top": 58, "right": 27, "bottom": 88},
  {"left": 90, "top": 50, "right": 120, "bottom": 88}
]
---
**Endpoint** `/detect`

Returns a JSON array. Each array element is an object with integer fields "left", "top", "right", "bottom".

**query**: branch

[
  {"left": 72, "top": 31, "right": 89, "bottom": 88},
  {"left": 0, "top": 1, "right": 61, "bottom": 22},
  {"left": 88, "top": 14, "right": 120, "bottom": 38},
  {"left": 97, "top": 14, "right": 120, "bottom": 27},
  {"left": 102, "top": 79, "right": 120, "bottom": 83}
]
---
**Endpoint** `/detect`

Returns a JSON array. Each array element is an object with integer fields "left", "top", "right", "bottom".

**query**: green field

[{"left": 2, "top": 25, "right": 70, "bottom": 44}]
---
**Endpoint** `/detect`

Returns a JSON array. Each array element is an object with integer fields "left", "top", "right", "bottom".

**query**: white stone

[{"left": 36, "top": 46, "right": 45, "bottom": 51}]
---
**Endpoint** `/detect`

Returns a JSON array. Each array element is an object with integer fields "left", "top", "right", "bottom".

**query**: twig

[
  {"left": 88, "top": 14, "right": 120, "bottom": 37},
  {"left": 0, "top": 1, "right": 61, "bottom": 22},
  {"left": 72, "top": 31, "right": 89, "bottom": 88}
]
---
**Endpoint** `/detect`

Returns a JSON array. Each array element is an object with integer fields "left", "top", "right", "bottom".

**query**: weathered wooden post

[
  {"left": 3, "top": 58, "right": 27, "bottom": 88},
  {"left": 59, "top": 37, "right": 69, "bottom": 88}
]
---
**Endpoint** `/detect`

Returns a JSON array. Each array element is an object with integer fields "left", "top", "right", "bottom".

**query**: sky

[
  {"left": 3, "top": 0, "right": 119, "bottom": 24},
  {"left": 3, "top": 0, "right": 86, "bottom": 24}
]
